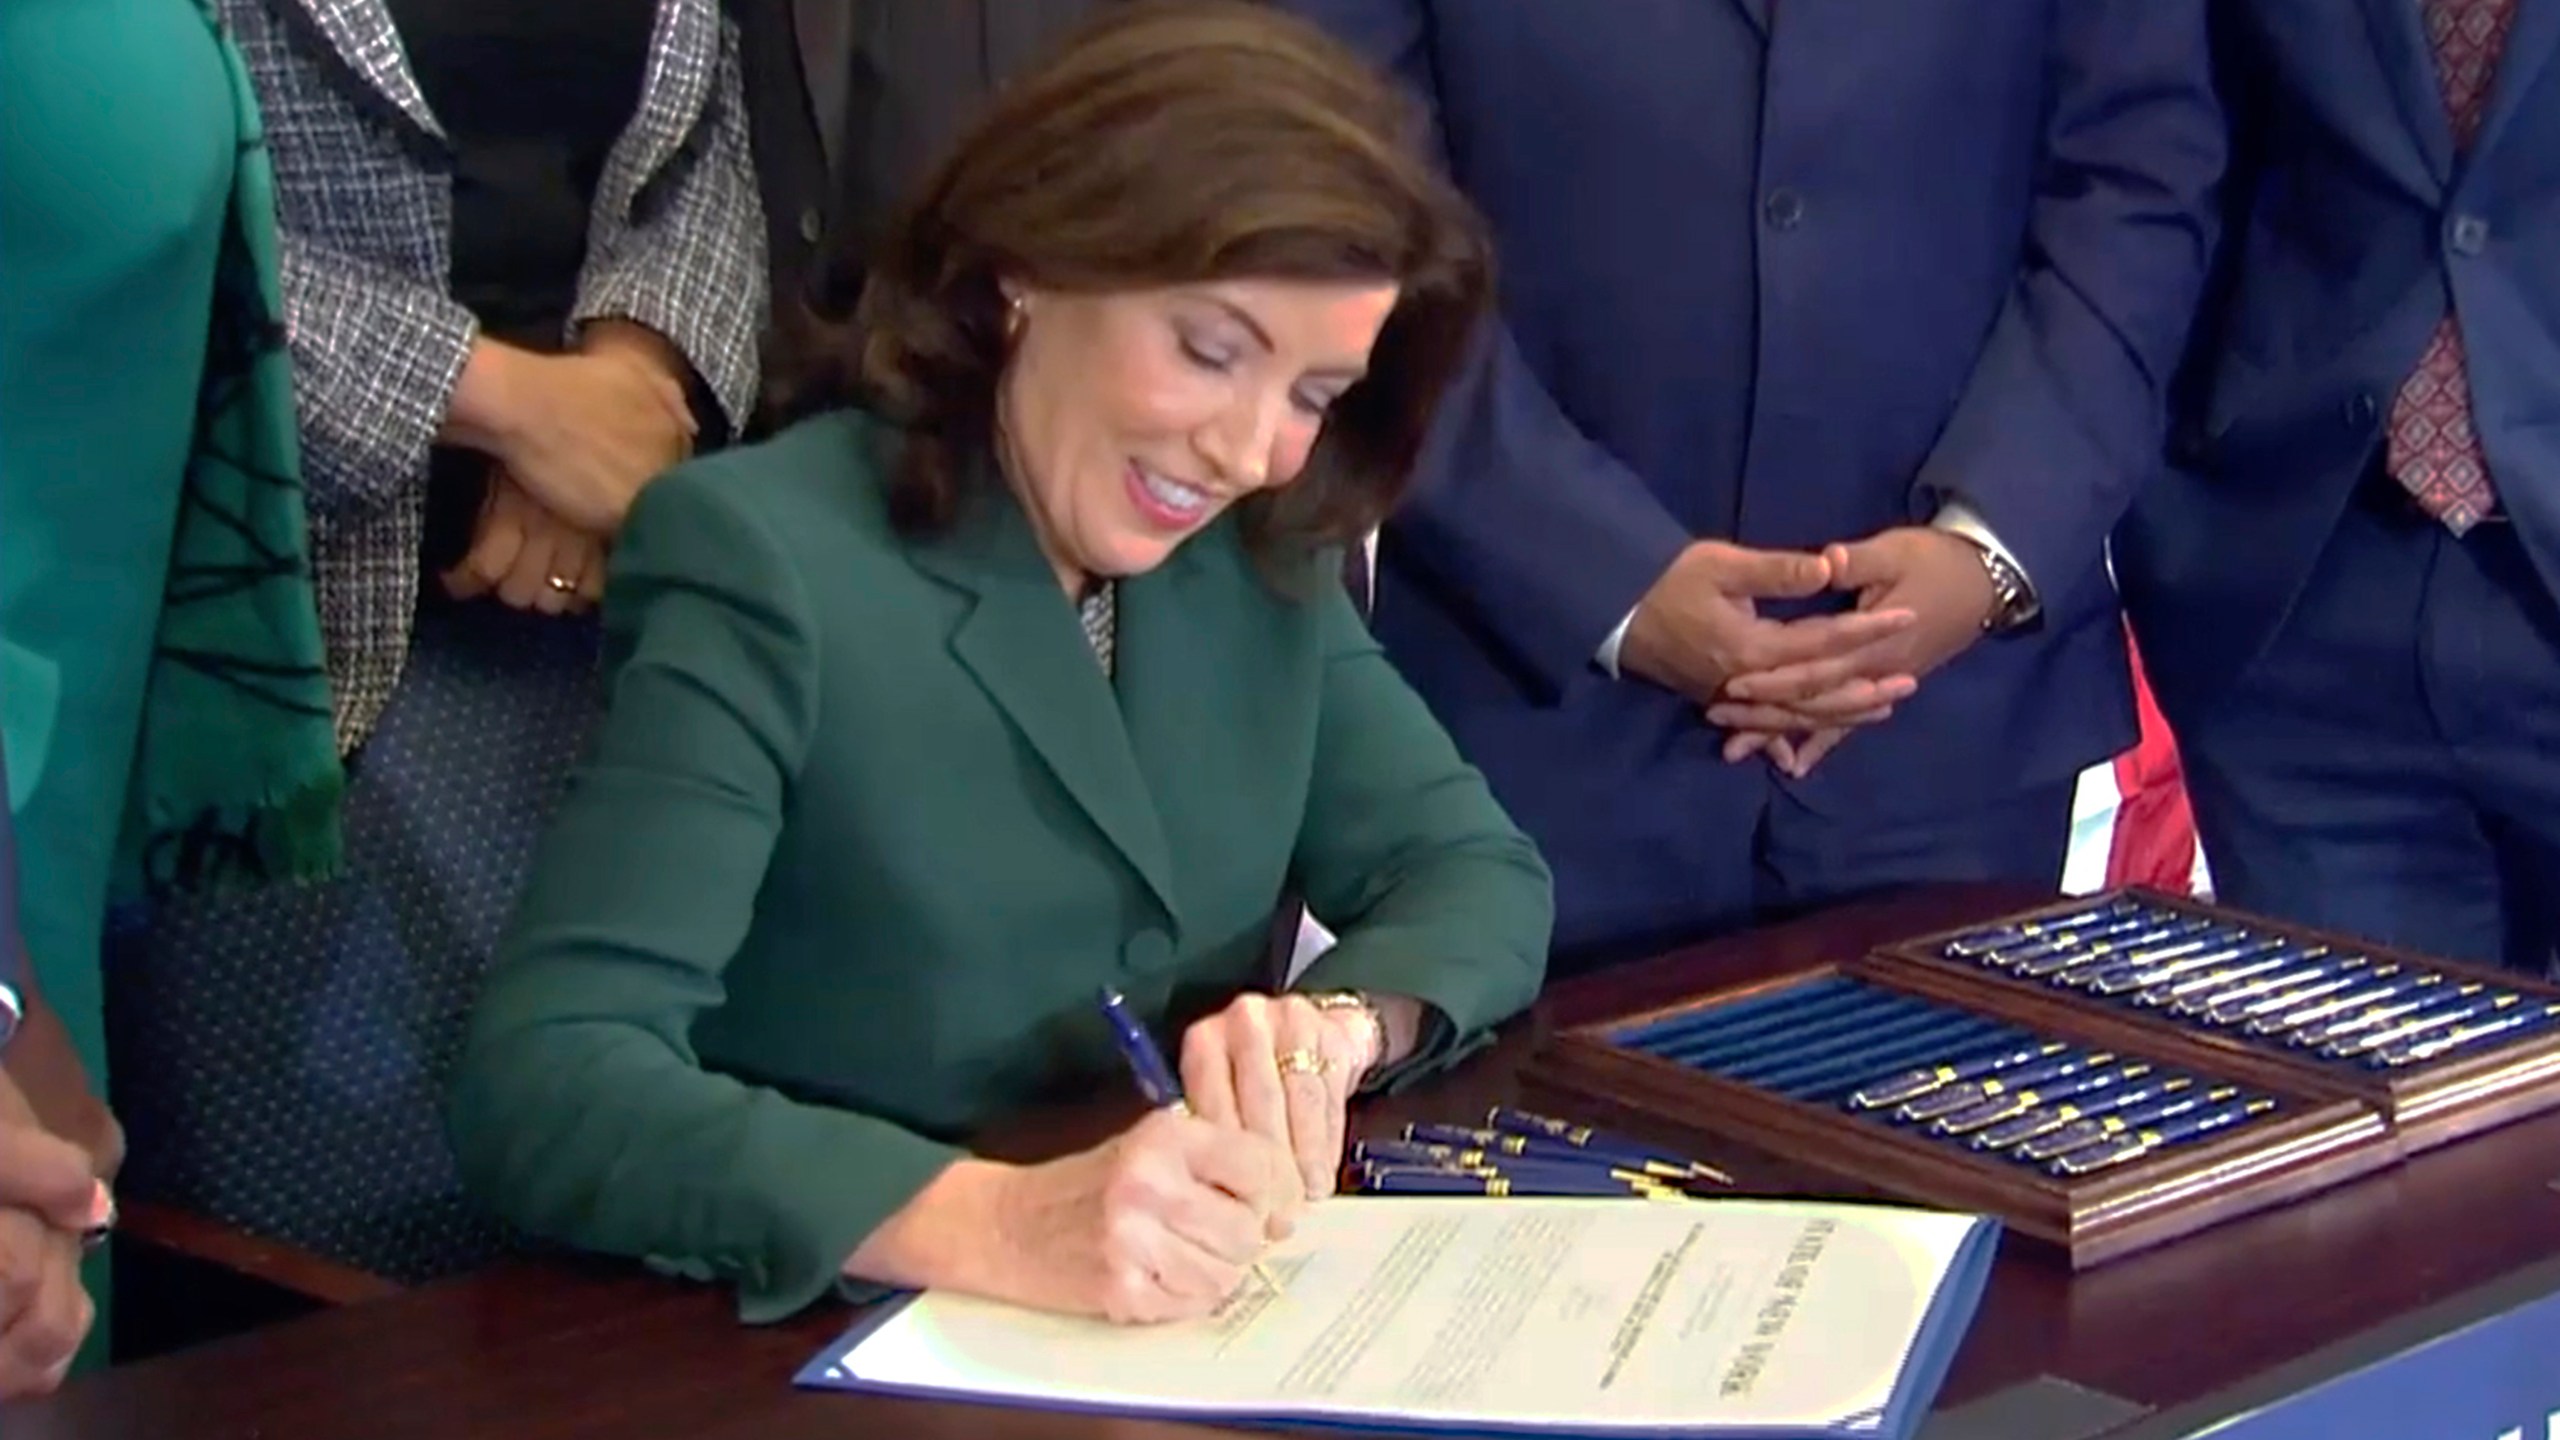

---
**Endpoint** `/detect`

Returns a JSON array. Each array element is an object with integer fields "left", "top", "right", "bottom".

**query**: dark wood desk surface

[{"left": 19, "top": 885, "right": 2560, "bottom": 1440}]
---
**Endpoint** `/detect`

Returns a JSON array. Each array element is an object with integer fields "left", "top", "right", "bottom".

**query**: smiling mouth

[{"left": 1129, "top": 463, "right": 1216, "bottom": 528}]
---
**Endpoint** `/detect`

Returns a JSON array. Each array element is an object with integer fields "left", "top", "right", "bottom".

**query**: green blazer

[{"left": 450, "top": 410, "right": 1552, "bottom": 1321}]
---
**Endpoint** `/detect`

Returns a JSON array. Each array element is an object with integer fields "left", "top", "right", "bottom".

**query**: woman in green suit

[{"left": 451, "top": 1, "right": 1549, "bottom": 1327}]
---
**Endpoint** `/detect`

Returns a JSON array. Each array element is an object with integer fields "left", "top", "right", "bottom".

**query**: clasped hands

[
  {"left": 0, "top": 1075, "right": 112, "bottom": 1400},
  {"left": 439, "top": 320, "right": 699, "bottom": 614},
  {"left": 1620, "top": 528, "right": 2000, "bottom": 777}
]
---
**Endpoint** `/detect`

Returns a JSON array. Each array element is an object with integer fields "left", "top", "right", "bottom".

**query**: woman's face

[{"left": 996, "top": 277, "right": 1400, "bottom": 593}]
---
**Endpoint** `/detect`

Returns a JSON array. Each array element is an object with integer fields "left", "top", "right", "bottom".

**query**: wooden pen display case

[{"left": 1533, "top": 890, "right": 2560, "bottom": 1268}]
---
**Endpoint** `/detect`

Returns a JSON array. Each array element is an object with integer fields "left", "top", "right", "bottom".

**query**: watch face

[{"left": 0, "top": 983, "right": 19, "bottom": 1050}]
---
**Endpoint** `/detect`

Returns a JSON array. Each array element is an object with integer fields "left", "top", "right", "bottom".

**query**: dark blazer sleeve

[
  {"left": 447, "top": 464, "right": 960, "bottom": 1325},
  {"left": 1277, "top": 0, "right": 1691, "bottom": 697},
  {"left": 1911, "top": 0, "right": 2223, "bottom": 597},
  {"left": 1288, "top": 574, "right": 1553, "bottom": 1079}
]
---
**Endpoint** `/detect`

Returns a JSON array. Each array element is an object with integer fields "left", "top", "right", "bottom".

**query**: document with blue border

[{"left": 798, "top": 1196, "right": 1998, "bottom": 1438}]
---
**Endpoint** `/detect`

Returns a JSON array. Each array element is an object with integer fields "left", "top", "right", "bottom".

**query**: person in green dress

[
  {"left": 450, "top": 2, "right": 1548, "bottom": 1327},
  {"left": 0, "top": 0, "right": 339, "bottom": 1391}
]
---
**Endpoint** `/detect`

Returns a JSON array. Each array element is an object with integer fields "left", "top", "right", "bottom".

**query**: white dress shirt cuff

[{"left": 1595, "top": 609, "right": 1638, "bottom": 678}]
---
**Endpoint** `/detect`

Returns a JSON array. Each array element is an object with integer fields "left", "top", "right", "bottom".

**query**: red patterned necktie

[{"left": 2387, "top": 0, "right": 2518, "bottom": 533}]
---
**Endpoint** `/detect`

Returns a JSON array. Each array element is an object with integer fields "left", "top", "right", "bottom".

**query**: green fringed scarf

[{"left": 115, "top": 4, "right": 344, "bottom": 899}]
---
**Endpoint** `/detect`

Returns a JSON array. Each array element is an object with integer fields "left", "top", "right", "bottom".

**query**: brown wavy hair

[{"left": 780, "top": 0, "right": 1493, "bottom": 565}]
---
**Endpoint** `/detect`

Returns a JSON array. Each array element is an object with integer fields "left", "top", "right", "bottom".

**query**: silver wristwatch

[
  {"left": 0, "top": 979, "right": 20, "bottom": 1052},
  {"left": 1966, "top": 541, "right": 2037, "bottom": 634}
]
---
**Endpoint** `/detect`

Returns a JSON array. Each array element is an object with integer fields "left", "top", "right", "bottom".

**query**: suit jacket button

[
  {"left": 798, "top": 207, "right": 824, "bottom": 245},
  {"left": 2447, "top": 213, "right": 2489, "bottom": 257},
  {"left": 2343, "top": 392, "right": 2378, "bottom": 429},
  {"left": 1762, "top": 187, "right": 1806, "bottom": 231},
  {"left": 1122, "top": 931, "right": 1173, "bottom": 973}
]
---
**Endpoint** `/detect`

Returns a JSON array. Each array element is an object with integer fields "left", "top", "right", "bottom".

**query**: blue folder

[{"left": 794, "top": 1203, "right": 2000, "bottom": 1440}]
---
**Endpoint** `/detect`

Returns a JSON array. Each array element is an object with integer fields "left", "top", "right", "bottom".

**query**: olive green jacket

[{"left": 450, "top": 411, "right": 1551, "bottom": 1320}]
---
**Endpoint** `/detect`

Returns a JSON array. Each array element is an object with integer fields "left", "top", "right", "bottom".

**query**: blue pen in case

[
  {"left": 1927, "top": 1064, "right": 2153, "bottom": 1138},
  {"left": 1845, "top": 1039, "right": 2067, "bottom": 1109},
  {"left": 2285, "top": 979, "right": 2467, "bottom": 1049},
  {"left": 2205, "top": 963, "right": 2385, "bottom": 1028},
  {"left": 2177, "top": 954, "right": 2360, "bottom": 1018},
  {"left": 2324, "top": 990, "right": 2518, "bottom": 1058},
  {"left": 2045, "top": 1096, "right": 2280, "bottom": 1176},
  {"left": 1630, "top": 985, "right": 1913, "bottom": 1063},
  {"left": 1889, "top": 1050, "right": 2118, "bottom": 1124},
  {"left": 2373, "top": 1002, "right": 2560, "bottom": 1067},
  {"left": 1714, "top": 1005, "right": 1995, "bottom": 1088},
  {"left": 1965, "top": 1073, "right": 2194, "bottom": 1153},
  {"left": 2249, "top": 972, "right": 2432, "bottom": 1037},
  {"left": 2012, "top": 1084, "right": 2244, "bottom": 1163},
  {"left": 2128, "top": 946, "right": 2303, "bottom": 1008},
  {"left": 1606, "top": 974, "right": 1866, "bottom": 1050},
  {"left": 1655, "top": 988, "right": 1944, "bottom": 1070},
  {"left": 1748, "top": 1016, "right": 2021, "bottom": 1101},
  {"left": 1940, "top": 896, "right": 2137, "bottom": 957}
]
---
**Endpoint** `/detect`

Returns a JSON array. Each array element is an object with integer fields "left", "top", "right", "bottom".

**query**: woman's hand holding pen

[
  {"left": 1181, "top": 993, "right": 1381, "bottom": 1201},
  {"left": 850, "top": 1112, "right": 1303, "bottom": 1326},
  {"left": 998, "top": 1110, "right": 1301, "bottom": 1324}
]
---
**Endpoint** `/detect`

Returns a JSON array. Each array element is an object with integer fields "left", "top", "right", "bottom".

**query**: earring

[{"left": 1003, "top": 293, "right": 1027, "bottom": 344}]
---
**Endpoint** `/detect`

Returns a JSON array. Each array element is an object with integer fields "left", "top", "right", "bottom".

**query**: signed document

[{"left": 797, "top": 1197, "right": 1998, "bottom": 1438}]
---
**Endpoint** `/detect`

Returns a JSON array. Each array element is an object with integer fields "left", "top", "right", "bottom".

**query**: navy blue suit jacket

[
  {"left": 2122, "top": 0, "right": 2560, "bottom": 717},
  {"left": 1280, "top": 0, "right": 2222, "bottom": 951}
]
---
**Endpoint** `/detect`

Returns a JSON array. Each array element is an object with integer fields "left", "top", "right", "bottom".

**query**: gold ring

[
  {"left": 1278, "top": 1047, "right": 1328, "bottom": 1077},
  {"left": 547, "top": 574, "right": 578, "bottom": 594}
]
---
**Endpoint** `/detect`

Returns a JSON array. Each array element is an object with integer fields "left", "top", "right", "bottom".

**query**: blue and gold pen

[
  {"left": 1096, "top": 987, "right": 1279, "bottom": 1292},
  {"left": 1356, "top": 1164, "right": 1684, "bottom": 1199},
  {"left": 2046, "top": 1096, "right": 2278, "bottom": 1176},
  {"left": 2374, "top": 1002, "right": 2560, "bottom": 1067},
  {"left": 1408, "top": 1123, "right": 1735, "bottom": 1185},
  {"left": 2014, "top": 1084, "right": 2239, "bottom": 1162},
  {"left": 1930, "top": 1063, "right": 2151, "bottom": 1137},
  {"left": 1484, "top": 1109, "right": 1736, "bottom": 1184},
  {"left": 1357, "top": 1154, "right": 1683, "bottom": 1196},
  {"left": 1846, "top": 1039, "right": 2066, "bottom": 1109},
  {"left": 1358, "top": 1139, "right": 1702, "bottom": 1193},
  {"left": 1942, "top": 898, "right": 2139, "bottom": 959}
]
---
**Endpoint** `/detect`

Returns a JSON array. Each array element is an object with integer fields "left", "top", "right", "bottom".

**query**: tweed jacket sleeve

[
  {"left": 572, "top": 17, "right": 768, "bottom": 438},
  {"left": 278, "top": 242, "right": 480, "bottom": 513}
]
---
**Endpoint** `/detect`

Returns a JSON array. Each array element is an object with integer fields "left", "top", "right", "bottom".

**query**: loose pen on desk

[
  {"left": 1095, "top": 987, "right": 1281, "bottom": 1293},
  {"left": 1347, "top": 1110, "right": 1735, "bottom": 1197}
]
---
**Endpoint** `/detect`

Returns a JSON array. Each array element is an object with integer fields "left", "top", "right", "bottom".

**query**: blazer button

[
  {"left": 1762, "top": 187, "right": 1806, "bottom": 231},
  {"left": 798, "top": 207, "right": 824, "bottom": 245},
  {"left": 2343, "top": 392, "right": 2379, "bottom": 429},
  {"left": 2447, "top": 213, "right": 2490, "bottom": 257},
  {"left": 1121, "top": 930, "right": 1173, "bottom": 974}
]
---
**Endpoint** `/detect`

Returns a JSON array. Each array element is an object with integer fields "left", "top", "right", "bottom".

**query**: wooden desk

[{"left": 18, "top": 885, "right": 2560, "bottom": 1440}]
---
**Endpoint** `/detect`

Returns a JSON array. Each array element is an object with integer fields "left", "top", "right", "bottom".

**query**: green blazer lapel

[
  {"left": 1112, "top": 523, "right": 1288, "bottom": 886},
  {"left": 908, "top": 493, "right": 1182, "bottom": 927}
]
